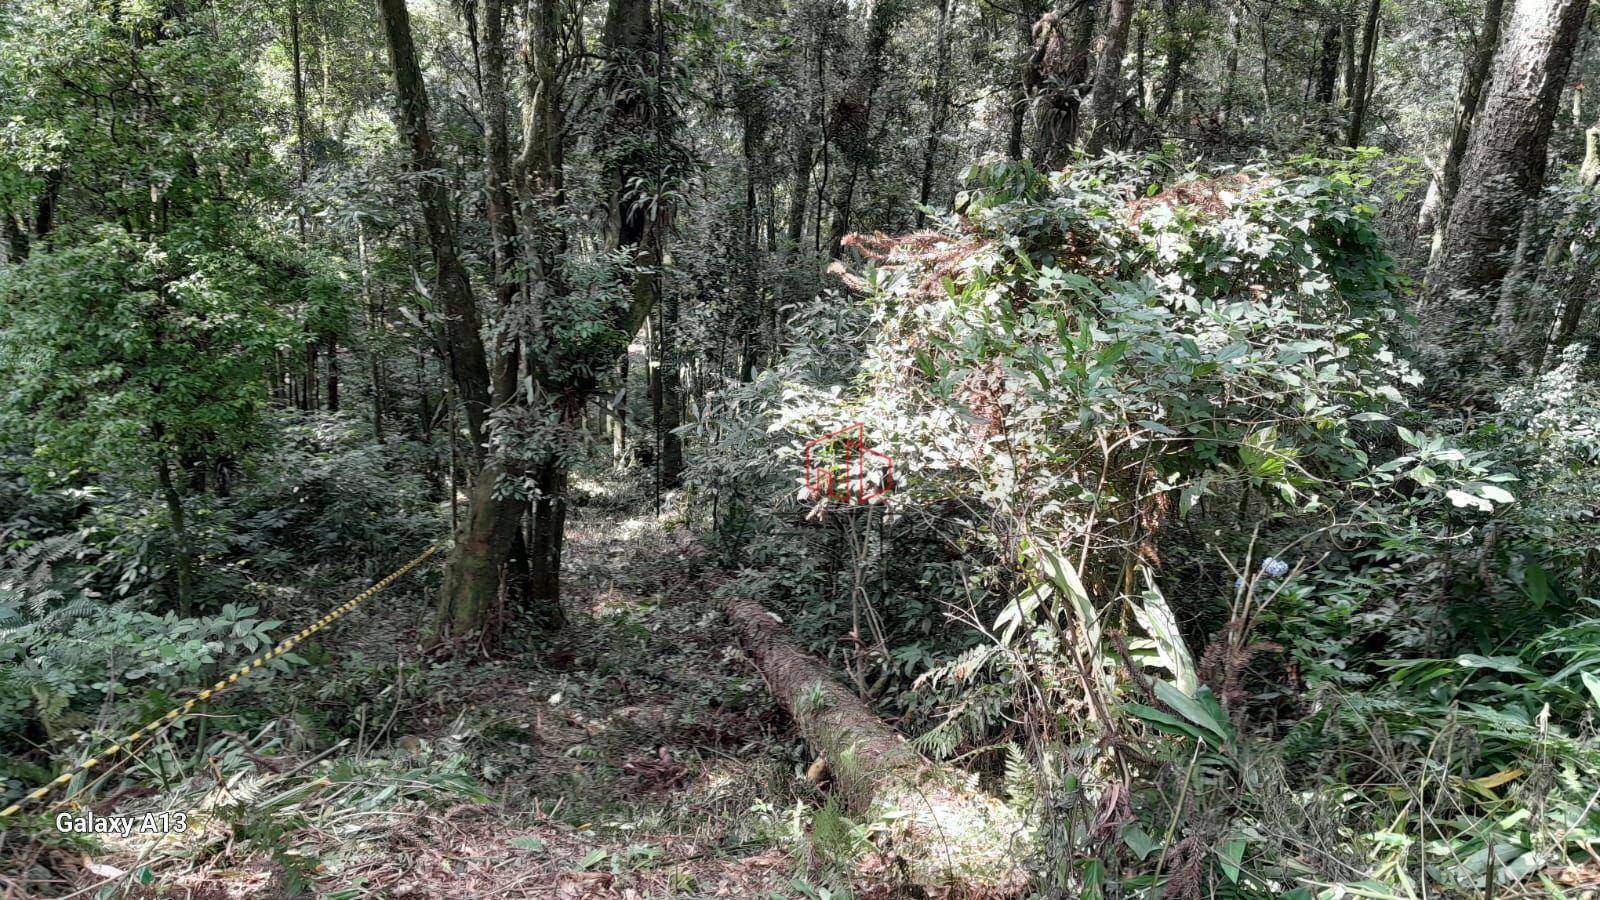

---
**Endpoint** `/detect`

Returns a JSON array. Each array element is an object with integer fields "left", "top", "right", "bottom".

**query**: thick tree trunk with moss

[
  {"left": 436, "top": 461, "right": 525, "bottom": 639},
  {"left": 1084, "top": 0, "right": 1137, "bottom": 155},
  {"left": 1419, "top": 0, "right": 1590, "bottom": 390},
  {"left": 726, "top": 598, "right": 1030, "bottom": 895},
  {"left": 1031, "top": 0, "right": 1097, "bottom": 167}
]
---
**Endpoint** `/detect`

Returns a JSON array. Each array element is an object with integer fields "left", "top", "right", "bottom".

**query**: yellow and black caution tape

[{"left": 0, "top": 540, "right": 443, "bottom": 820}]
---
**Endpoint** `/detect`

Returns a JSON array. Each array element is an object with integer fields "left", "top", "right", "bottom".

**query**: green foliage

[
  {"left": 691, "top": 154, "right": 1600, "bottom": 896},
  {"left": 0, "top": 224, "right": 299, "bottom": 481},
  {"left": 0, "top": 586, "right": 296, "bottom": 765}
]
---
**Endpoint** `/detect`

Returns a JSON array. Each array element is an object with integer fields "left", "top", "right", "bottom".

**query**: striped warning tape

[{"left": 0, "top": 540, "right": 443, "bottom": 820}]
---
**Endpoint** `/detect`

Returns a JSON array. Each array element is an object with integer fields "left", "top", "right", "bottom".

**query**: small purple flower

[{"left": 1261, "top": 557, "right": 1289, "bottom": 577}]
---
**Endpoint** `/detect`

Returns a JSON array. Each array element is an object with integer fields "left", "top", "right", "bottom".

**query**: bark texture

[
  {"left": 915, "top": 0, "right": 955, "bottom": 227},
  {"left": 380, "top": 0, "right": 535, "bottom": 644},
  {"left": 1031, "top": 0, "right": 1097, "bottom": 167},
  {"left": 1420, "top": 0, "right": 1590, "bottom": 389},
  {"left": 726, "top": 598, "right": 1030, "bottom": 896},
  {"left": 1344, "top": 0, "right": 1381, "bottom": 146},
  {"left": 1085, "top": 0, "right": 1137, "bottom": 155},
  {"left": 825, "top": 0, "right": 899, "bottom": 254},
  {"left": 377, "top": 0, "right": 492, "bottom": 449},
  {"left": 1418, "top": 0, "right": 1505, "bottom": 253}
]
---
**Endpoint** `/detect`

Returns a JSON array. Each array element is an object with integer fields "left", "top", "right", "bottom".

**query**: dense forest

[{"left": 1, "top": 0, "right": 1598, "bottom": 895}]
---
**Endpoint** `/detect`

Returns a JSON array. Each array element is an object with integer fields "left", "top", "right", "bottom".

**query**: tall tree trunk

[
  {"left": 1085, "top": 0, "right": 1137, "bottom": 155},
  {"left": 1222, "top": 4, "right": 1241, "bottom": 126},
  {"left": 1344, "top": 0, "right": 1381, "bottom": 146},
  {"left": 1152, "top": 0, "right": 1190, "bottom": 119},
  {"left": 155, "top": 448, "right": 193, "bottom": 616},
  {"left": 359, "top": 225, "right": 386, "bottom": 441},
  {"left": 787, "top": 123, "right": 816, "bottom": 248},
  {"left": 656, "top": 281, "right": 683, "bottom": 487},
  {"left": 604, "top": 0, "right": 682, "bottom": 489},
  {"left": 916, "top": 0, "right": 956, "bottom": 226},
  {"left": 1312, "top": 13, "right": 1342, "bottom": 141},
  {"left": 378, "top": 0, "right": 509, "bottom": 645},
  {"left": 324, "top": 333, "right": 339, "bottom": 411},
  {"left": 290, "top": 0, "right": 309, "bottom": 244},
  {"left": 378, "top": 0, "right": 492, "bottom": 447},
  {"left": 1419, "top": 0, "right": 1590, "bottom": 394},
  {"left": 787, "top": 16, "right": 826, "bottom": 247},
  {"left": 826, "top": 0, "right": 899, "bottom": 254},
  {"left": 1008, "top": 4, "right": 1038, "bottom": 159},
  {"left": 1032, "top": 0, "right": 1097, "bottom": 166},
  {"left": 1419, "top": 0, "right": 1506, "bottom": 257},
  {"left": 1339, "top": 0, "right": 1358, "bottom": 107},
  {"left": 1313, "top": 20, "right": 1340, "bottom": 107},
  {"left": 304, "top": 342, "right": 318, "bottom": 410}
]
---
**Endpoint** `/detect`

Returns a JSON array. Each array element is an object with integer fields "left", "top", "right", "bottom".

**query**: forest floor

[{"left": 47, "top": 477, "right": 821, "bottom": 899}]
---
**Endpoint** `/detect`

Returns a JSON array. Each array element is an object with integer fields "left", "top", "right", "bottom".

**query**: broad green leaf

[{"left": 1153, "top": 680, "right": 1232, "bottom": 747}]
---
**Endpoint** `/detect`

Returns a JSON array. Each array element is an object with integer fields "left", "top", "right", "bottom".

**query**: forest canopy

[{"left": 1, "top": 0, "right": 1598, "bottom": 895}]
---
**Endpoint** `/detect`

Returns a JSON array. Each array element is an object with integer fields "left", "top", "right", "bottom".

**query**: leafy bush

[{"left": 688, "top": 155, "right": 1600, "bottom": 896}]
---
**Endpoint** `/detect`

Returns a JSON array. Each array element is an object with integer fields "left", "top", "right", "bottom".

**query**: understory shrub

[{"left": 688, "top": 155, "right": 1599, "bottom": 896}]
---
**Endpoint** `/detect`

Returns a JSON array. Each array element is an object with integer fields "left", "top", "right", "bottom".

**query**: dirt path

[
  {"left": 327, "top": 485, "right": 807, "bottom": 898},
  {"left": 63, "top": 483, "right": 810, "bottom": 899}
]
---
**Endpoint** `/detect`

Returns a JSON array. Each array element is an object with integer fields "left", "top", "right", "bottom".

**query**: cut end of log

[{"left": 725, "top": 597, "right": 1031, "bottom": 896}]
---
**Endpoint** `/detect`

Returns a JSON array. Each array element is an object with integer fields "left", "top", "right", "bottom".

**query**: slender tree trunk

[
  {"left": 1419, "top": 0, "right": 1505, "bottom": 258},
  {"left": 324, "top": 334, "right": 339, "bottom": 411},
  {"left": 290, "top": 0, "right": 309, "bottom": 244},
  {"left": 1008, "top": 5, "right": 1037, "bottom": 159},
  {"left": 657, "top": 276, "right": 683, "bottom": 488},
  {"left": 359, "top": 225, "right": 385, "bottom": 441},
  {"left": 304, "top": 342, "right": 318, "bottom": 410},
  {"left": 826, "top": 0, "right": 899, "bottom": 254},
  {"left": 916, "top": 0, "right": 956, "bottom": 226},
  {"left": 1085, "top": 0, "right": 1137, "bottom": 155},
  {"left": 1419, "top": 0, "right": 1590, "bottom": 393},
  {"left": 611, "top": 355, "right": 628, "bottom": 463},
  {"left": 1152, "top": 0, "right": 1190, "bottom": 119},
  {"left": 1222, "top": 5, "right": 1241, "bottom": 126},
  {"left": 787, "top": 124, "right": 816, "bottom": 248},
  {"left": 378, "top": 0, "right": 511, "bottom": 645},
  {"left": 787, "top": 18, "right": 825, "bottom": 247},
  {"left": 1344, "top": 0, "right": 1381, "bottom": 146},
  {"left": 156, "top": 449, "right": 193, "bottom": 616},
  {"left": 1340, "top": 0, "right": 1358, "bottom": 108},
  {"left": 379, "top": 0, "right": 492, "bottom": 447}
]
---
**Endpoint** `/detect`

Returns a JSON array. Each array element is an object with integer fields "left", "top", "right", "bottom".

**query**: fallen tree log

[{"left": 726, "top": 598, "right": 1030, "bottom": 897}]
